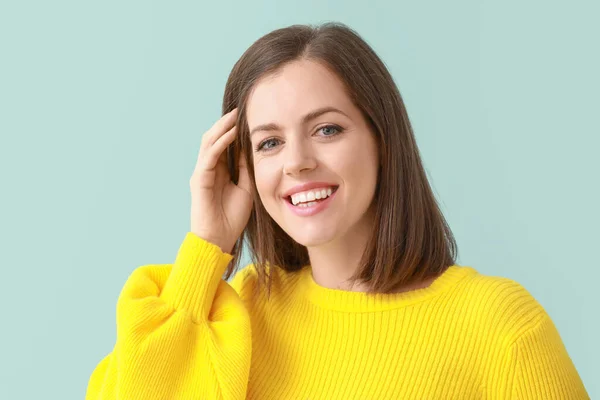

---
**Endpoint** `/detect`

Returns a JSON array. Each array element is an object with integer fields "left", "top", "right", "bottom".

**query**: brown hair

[{"left": 221, "top": 21, "right": 458, "bottom": 295}]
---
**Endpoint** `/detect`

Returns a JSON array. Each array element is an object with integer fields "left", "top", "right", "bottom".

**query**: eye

[
  {"left": 255, "top": 138, "right": 280, "bottom": 152},
  {"left": 255, "top": 124, "right": 344, "bottom": 153},
  {"left": 319, "top": 124, "right": 342, "bottom": 137}
]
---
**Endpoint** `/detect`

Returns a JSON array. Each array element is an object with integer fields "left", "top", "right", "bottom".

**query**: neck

[
  {"left": 304, "top": 204, "right": 441, "bottom": 294},
  {"left": 306, "top": 208, "right": 374, "bottom": 292}
]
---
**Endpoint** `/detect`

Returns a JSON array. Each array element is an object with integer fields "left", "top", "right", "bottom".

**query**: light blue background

[{"left": 0, "top": 1, "right": 597, "bottom": 398}]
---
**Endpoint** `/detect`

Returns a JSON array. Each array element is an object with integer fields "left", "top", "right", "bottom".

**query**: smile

[{"left": 284, "top": 186, "right": 339, "bottom": 217}]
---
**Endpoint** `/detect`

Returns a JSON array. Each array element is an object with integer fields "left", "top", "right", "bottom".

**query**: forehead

[{"left": 246, "top": 60, "right": 354, "bottom": 125}]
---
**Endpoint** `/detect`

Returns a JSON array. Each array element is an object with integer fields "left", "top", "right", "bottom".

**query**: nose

[{"left": 282, "top": 136, "right": 317, "bottom": 176}]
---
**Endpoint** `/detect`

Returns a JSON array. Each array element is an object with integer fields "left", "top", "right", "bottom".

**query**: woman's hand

[{"left": 190, "top": 108, "right": 253, "bottom": 254}]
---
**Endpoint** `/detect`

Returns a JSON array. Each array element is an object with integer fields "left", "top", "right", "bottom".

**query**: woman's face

[{"left": 246, "top": 59, "right": 379, "bottom": 248}]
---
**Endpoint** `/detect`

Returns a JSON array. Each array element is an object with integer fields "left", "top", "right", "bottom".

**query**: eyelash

[{"left": 255, "top": 124, "right": 344, "bottom": 152}]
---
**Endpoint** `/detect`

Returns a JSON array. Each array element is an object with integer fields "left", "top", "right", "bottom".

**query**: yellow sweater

[{"left": 86, "top": 232, "right": 589, "bottom": 399}]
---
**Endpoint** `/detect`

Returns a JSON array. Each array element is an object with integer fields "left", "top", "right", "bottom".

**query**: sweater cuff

[{"left": 160, "top": 232, "right": 234, "bottom": 323}]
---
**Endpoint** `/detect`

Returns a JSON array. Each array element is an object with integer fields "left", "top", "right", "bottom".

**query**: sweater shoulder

[
  {"left": 456, "top": 269, "right": 550, "bottom": 342},
  {"left": 228, "top": 263, "right": 300, "bottom": 294},
  {"left": 228, "top": 263, "right": 258, "bottom": 293}
]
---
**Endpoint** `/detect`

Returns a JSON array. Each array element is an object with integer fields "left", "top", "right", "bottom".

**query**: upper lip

[{"left": 282, "top": 182, "right": 339, "bottom": 199}]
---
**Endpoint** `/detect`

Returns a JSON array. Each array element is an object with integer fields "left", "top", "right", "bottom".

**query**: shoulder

[
  {"left": 228, "top": 263, "right": 259, "bottom": 296},
  {"left": 227, "top": 262, "right": 304, "bottom": 307},
  {"left": 454, "top": 268, "right": 550, "bottom": 342},
  {"left": 228, "top": 262, "right": 300, "bottom": 292}
]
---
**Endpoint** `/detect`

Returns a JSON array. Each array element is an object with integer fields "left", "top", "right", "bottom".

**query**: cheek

[
  {"left": 335, "top": 139, "right": 378, "bottom": 180},
  {"left": 253, "top": 160, "right": 279, "bottom": 205},
  {"left": 343, "top": 142, "right": 379, "bottom": 191}
]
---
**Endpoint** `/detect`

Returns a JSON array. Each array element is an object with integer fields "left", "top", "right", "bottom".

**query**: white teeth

[
  {"left": 290, "top": 186, "right": 336, "bottom": 206},
  {"left": 298, "top": 201, "right": 318, "bottom": 208}
]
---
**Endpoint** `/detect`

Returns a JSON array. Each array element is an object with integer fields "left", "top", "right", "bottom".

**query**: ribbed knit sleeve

[
  {"left": 85, "top": 233, "right": 252, "bottom": 400},
  {"left": 500, "top": 314, "right": 589, "bottom": 399}
]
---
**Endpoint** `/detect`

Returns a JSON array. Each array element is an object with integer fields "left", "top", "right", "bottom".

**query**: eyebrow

[{"left": 249, "top": 106, "right": 349, "bottom": 137}]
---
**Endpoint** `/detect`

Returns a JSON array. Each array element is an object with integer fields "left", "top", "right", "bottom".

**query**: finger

[
  {"left": 211, "top": 125, "right": 238, "bottom": 164},
  {"left": 195, "top": 125, "right": 237, "bottom": 173},
  {"left": 203, "top": 108, "right": 238, "bottom": 147}
]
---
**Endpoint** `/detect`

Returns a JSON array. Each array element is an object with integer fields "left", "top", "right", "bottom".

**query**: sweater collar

[{"left": 298, "top": 264, "right": 478, "bottom": 312}]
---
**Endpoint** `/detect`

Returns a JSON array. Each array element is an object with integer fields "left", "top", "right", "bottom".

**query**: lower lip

[{"left": 284, "top": 189, "right": 338, "bottom": 217}]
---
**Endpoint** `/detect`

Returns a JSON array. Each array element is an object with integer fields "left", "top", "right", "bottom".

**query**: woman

[{"left": 86, "top": 22, "right": 588, "bottom": 399}]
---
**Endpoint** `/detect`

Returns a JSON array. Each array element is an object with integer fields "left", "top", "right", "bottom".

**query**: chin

[{"left": 286, "top": 226, "right": 339, "bottom": 248}]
